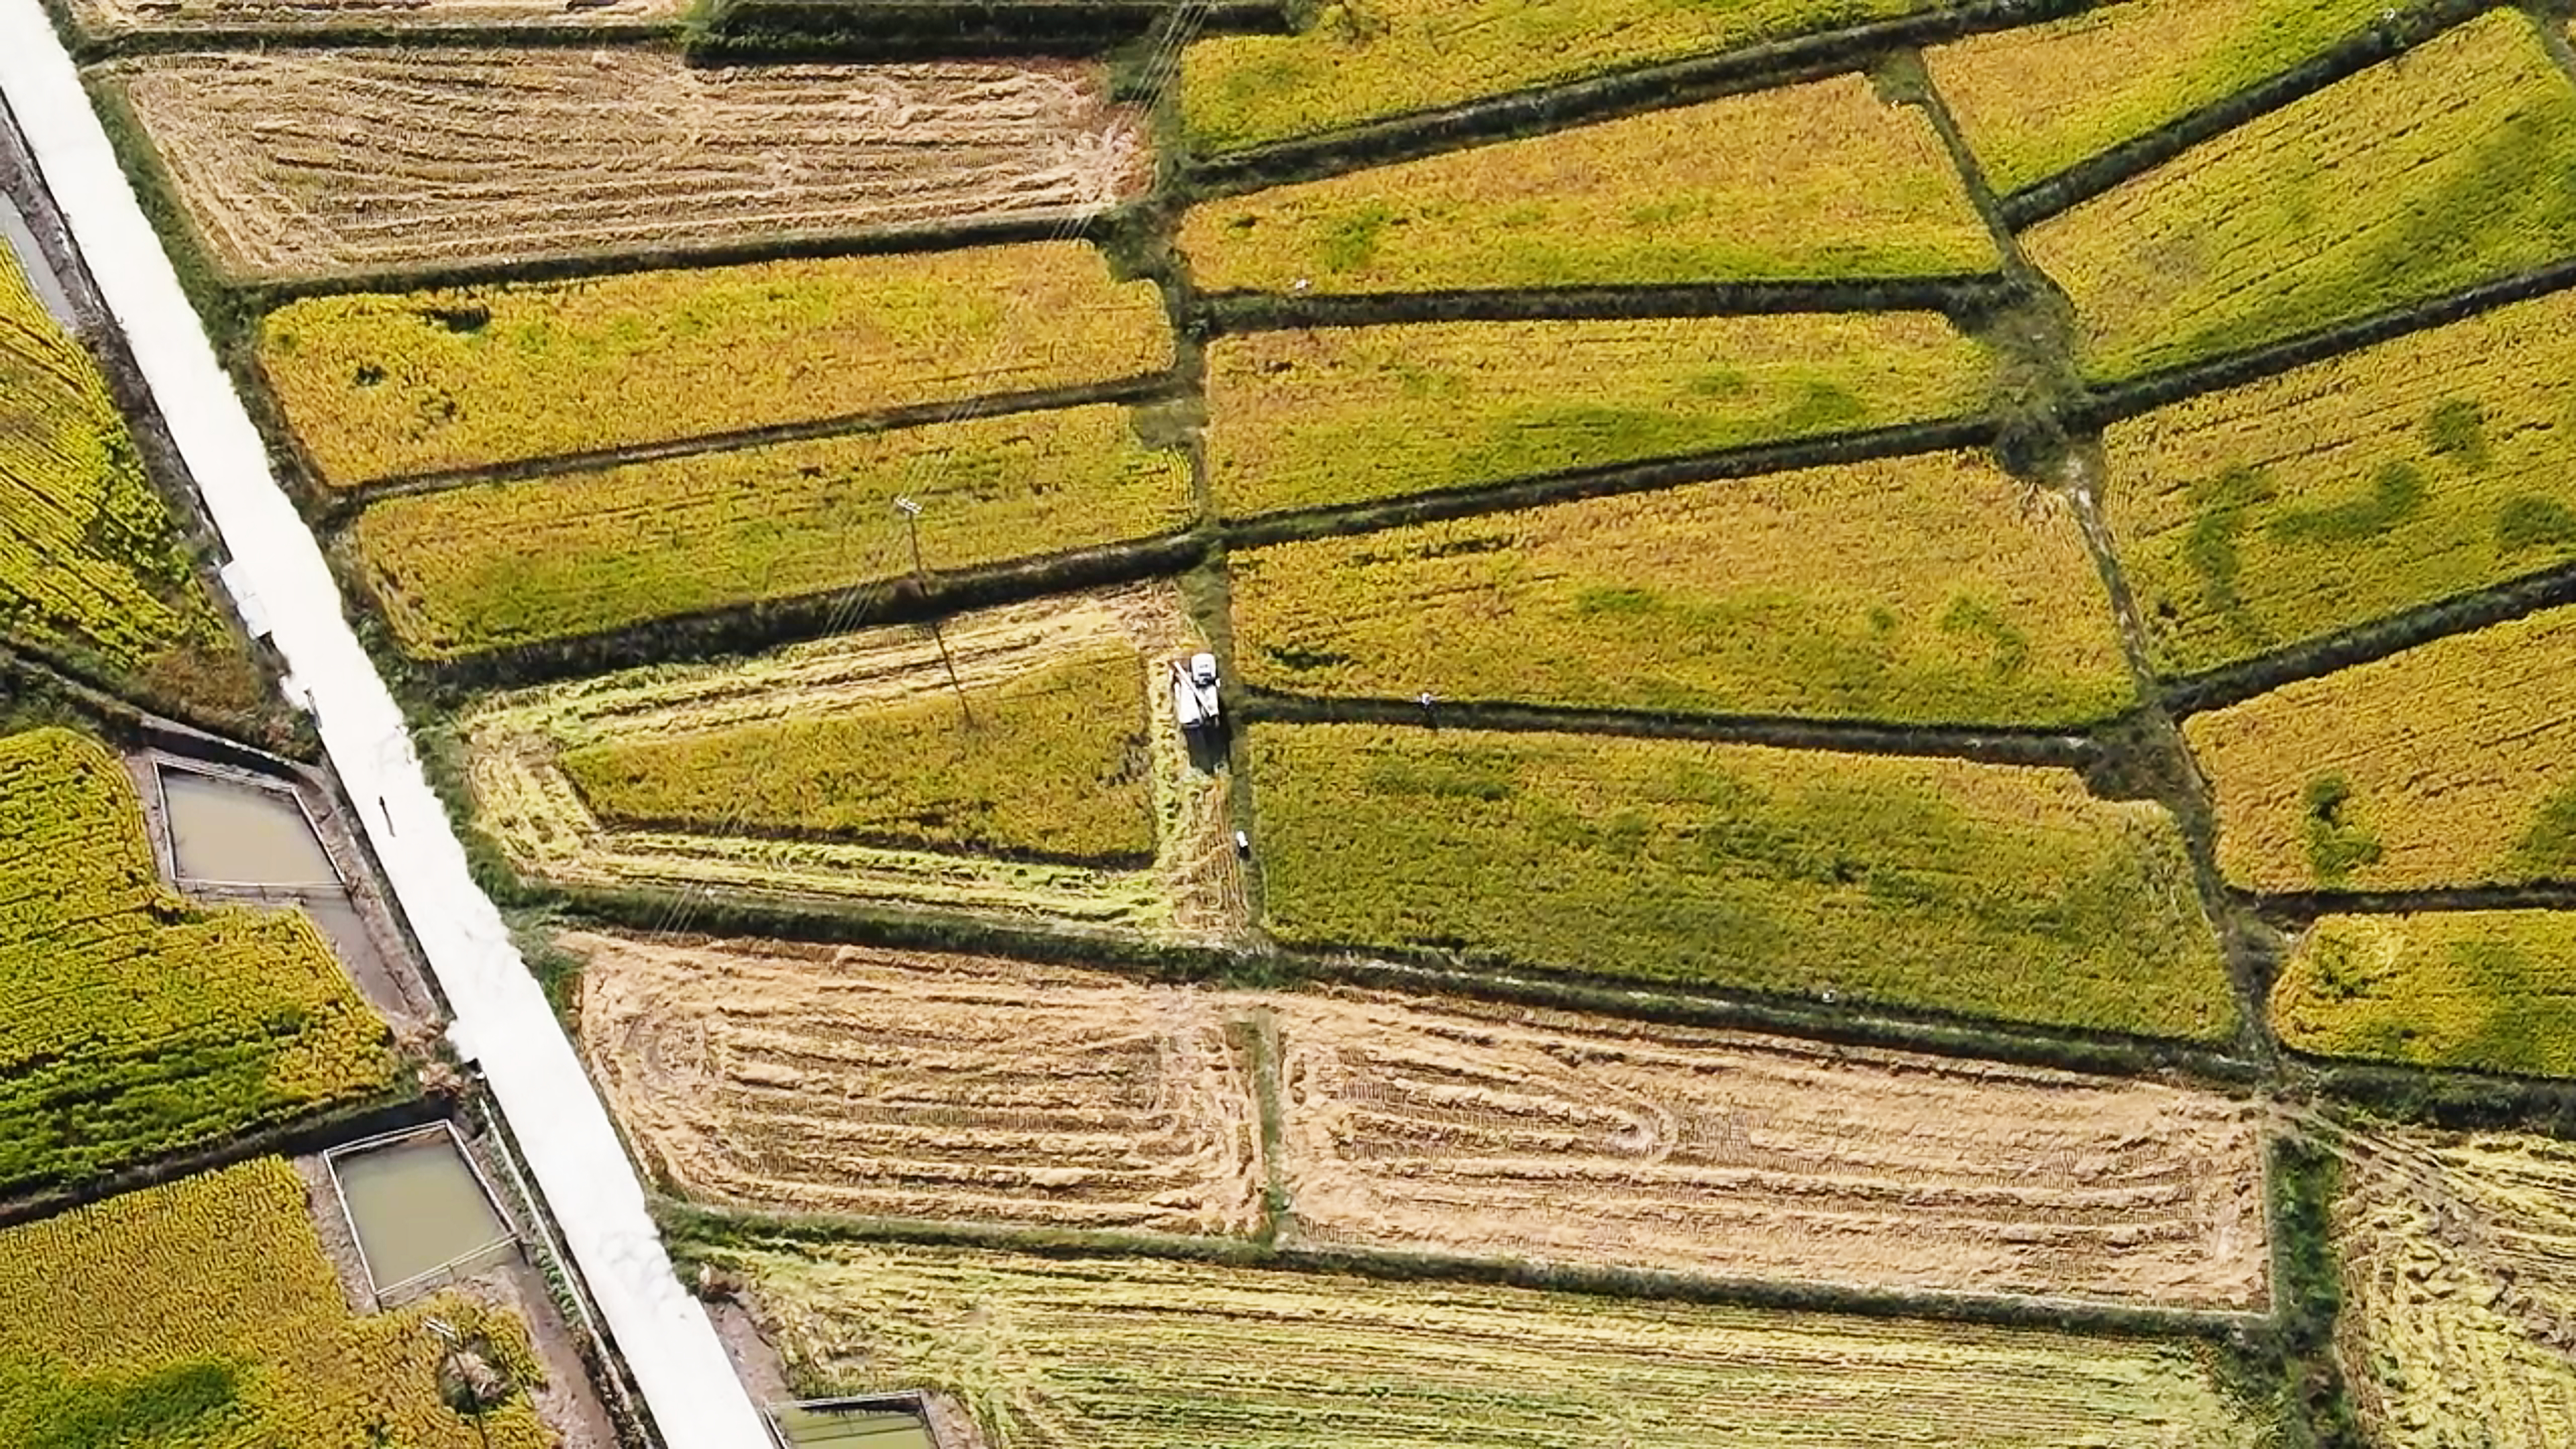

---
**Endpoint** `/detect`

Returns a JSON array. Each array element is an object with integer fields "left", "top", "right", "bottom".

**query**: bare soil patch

[
  {"left": 96, "top": 48, "right": 1145, "bottom": 278},
  {"left": 70, "top": 0, "right": 684, "bottom": 37}
]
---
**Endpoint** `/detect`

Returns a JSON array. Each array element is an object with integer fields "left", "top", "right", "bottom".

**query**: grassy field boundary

[
  {"left": 2261, "top": 1134, "right": 2364, "bottom": 1449},
  {"left": 2290, "top": 1056, "right": 2576, "bottom": 1136},
  {"left": 2243, "top": 882, "right": 2576, "bottom": 921},
  {"left": 1994, "top": 0, "right": 2500, "bottom": 229},
  {"left": 685, "top": 0, "right": 1285, "bottom": 61},
  {"left": 1177, "top": 0, "right": 2097, "bottom": 196},
  {"left": 1196, "top": 276, "right": 2015, "bottom": 330},
  {"left": 656, "top": 1195, "right": 2265, "bottom": 1340}
]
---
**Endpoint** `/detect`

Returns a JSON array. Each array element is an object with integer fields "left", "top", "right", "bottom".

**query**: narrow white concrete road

[{"left": 0, "top": 7, "right": 772, "bottom": 1444}]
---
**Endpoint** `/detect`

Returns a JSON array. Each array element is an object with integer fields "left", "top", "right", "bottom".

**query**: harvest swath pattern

[
  {"left": 1248, "top": 723, "right": 2237, "bottom": 1041},
  {"left": 70, "top": 0, "right": 681, "bottom": 33},
  {"left": 1272, "top": 989, "right": 2268, "bottom": 1307},
  {"left": 702, "top": 1240, "right": 2266, "bottom": 1448},
  {"left": 462, "top": 588, "right": 1239, "bottom": 938},
  {"left": 1929, "top": 0, "right": 2396, "bottom": 195},
  {"left": 104, "top": 50, "right": 1144, "bottom": 278},
  {"left": 573, "top": 932, "right": 1263, "bottom": 1232},
  {"left": 260, "top": 244, "right": 1170, "bottom": 484},
  {"left": 1178, "top": 0, "right": 1945, "bottom": 156},
  {"left": 1180, "top": 76, "right": 1992, "bottom": 294},
  {"left": 2102, "top": 283, "right": 2576, "bottom": 675},
  {"left": 350, "top": 404, "right": 1190, "bottom": 656},
  {"left": 2273, "top": 912, "right": 2576, "bottom": 1077},
  {"left": 2185, "top": 604, "right": 2576, "bottom": 892},
  {"left": 0, "top": 1159, "right": 547, "bottom": 1448},
  {"left": 1230, "top": 451, "right": 2133, "bottom": 727},
  {"left": 0, "top": 728, "right": 394, "bottom": 1195},
  {"left": 2023, "top": 12, "right": 2576, "bottom": 380},
  {"left": 1201, "top": 313, "right": 1993, "bottom": 515}
]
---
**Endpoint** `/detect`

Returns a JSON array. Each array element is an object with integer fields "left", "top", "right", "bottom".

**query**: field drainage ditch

[
  {"left": 156, "top": 761, "right": 339, "bottom": 889},
  {"left": 767, "top": 1395, "right": 939, "bottom": 1448},
  {"left": 324, "top": 1123, "right": 517, "bottom": 1307}
]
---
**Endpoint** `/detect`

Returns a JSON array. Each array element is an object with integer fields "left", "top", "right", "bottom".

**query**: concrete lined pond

[
  {"left": 328, "top": 1127, "right": 514, "bottom": 1301},
  {"left": 769, "top": 1403, "right": 938, "bottom": 1448},
  {"left": 158, "top": 765, "right": 338, "bottom": 887}
]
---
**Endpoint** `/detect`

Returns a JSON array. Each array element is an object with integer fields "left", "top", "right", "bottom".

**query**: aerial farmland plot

[{"left": 2273, "top": 910, "right": 2576, "bottom": 1077}]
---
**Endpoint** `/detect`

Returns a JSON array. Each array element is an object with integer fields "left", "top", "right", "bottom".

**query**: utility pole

[{"left": 894, "top": 496, "right": 975, "bottom": 728}]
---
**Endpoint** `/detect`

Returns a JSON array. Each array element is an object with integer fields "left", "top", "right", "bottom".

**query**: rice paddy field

[
  {"left": 2184, "top": 604, "right": 2576, "bottom": 893},
  {"left": 1201, "top": 313, "right": 1994, "bottom": 515},
  {"left": 2101, "top": 284, "right": 2576, "bottom": 676},
  {"left": 1179, "top": 76, "right": 1994, "bottom": 294},
  {"left": 2022, "top": 11, "right": 2576, "bottom": 381},
  {"left": 1228, "top": 451, "right": 2134, "bottom": 726},
  {"left": 2272, "top": 912, "right": 2576, "bottom": 1077}
]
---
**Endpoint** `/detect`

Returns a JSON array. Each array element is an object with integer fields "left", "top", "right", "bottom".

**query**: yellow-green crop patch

[
  {"left": 260, "top": 244, "right": 1171, "bottom": 485},
  {"left": 1203, "top": 313, "right": 1992, "bottom": 515},
  {"left": 1178, "top": 0, "right": 1949, "bottom": 158},
  {"left": 1229, "top": 451, "right": 2132, "bottom": 726},
  {"left": 348, "top": 404, "right": 1191, "bottom": 657},
  {"left": 1180, "top": 76, "right": 1993, "bottom": 294},
  {"left": 698, "top": 1238, "right": 2267, "bottom": 1448},
  {"left": 2023, "top": 12, "right": 2576, "bottom": 381},
  {"left": 2272, "top": 911, "right": 2576, "bottom": 1077},
  {"left": 0, "top": 727, "right": 395, "bottom": 1196},
  {"left": 2186, "top": 604, "right": 2576, "bottom": 894},
  {"left": 559, "top": 641, "right": 1155, "bottom": 863},
  {"left": 1248, "top": 722, "right": 2235, "bottom": 1040},
  {"left": 1929, "top": 0, "right": 2397, "bottom": 197},
  {"left": 2104, "top": 284, "right": 2576, "bottom": 677}
]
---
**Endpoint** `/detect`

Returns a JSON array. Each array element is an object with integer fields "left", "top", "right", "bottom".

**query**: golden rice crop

[
  {"left": 2022, "top": 12, "right": 2576, "bottom": 380},
  {"left": 1179, "top": 76, "right": 1993, "bottom": 294},
  {"left": 1179, "top": 0, "right": 1944, "bottom": 157},
  {"left": 702, "top": 1238, "right": 2262, "bottom": 1447},
  {"left": 1203, "top": 313, "right": 1992, "bottom": 515},
  {"left": 2271, "top": 911, "right": 2576, "bottom": 1077},
  {"left": 1230, "top": 451, "right": 2133, "bottom": 727},
  {"left": 2184, "top": 604, "right": 2576, "bottom": 892},
  {"left": 0, "top": 727, "right": 396, "bottom": 1195},
  {"left": 350, "top": 403, "right": 1191, "bottom": 657},
  {"left": 1247, "top": 722, "right": 2236, "bottom": 1041},
  {"left": 2103, "top": 284, "right": 2576, "bottom": 676},
  {"left": 260, "top": 244, "right": 1171, "bottom": 484},
  {"left": 0, "top": 1158, "right": 547, "bottom": 1448},
  {"left": 1929, "top": 0, "right": 2396, "bottom": 195}
]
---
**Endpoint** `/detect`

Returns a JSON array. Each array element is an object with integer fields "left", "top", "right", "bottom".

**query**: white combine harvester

[{"left": 1169, "top": 652, "right": 1222, "bottom": 732}]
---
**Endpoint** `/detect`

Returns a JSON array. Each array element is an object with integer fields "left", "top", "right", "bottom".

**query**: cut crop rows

[
  {"left": 68, "top": 0, "right": 682, "bottom": 35},
  {"left": 2273, "top": 911, "right": 2576, "bottom": 1077}
]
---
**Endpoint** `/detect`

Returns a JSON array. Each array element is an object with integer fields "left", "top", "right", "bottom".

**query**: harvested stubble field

[
  {"left": 462, "top": 587, "right": 1240, "bottom": 938},
  {"left": 1230, "top": 450, "right": 2133, "bottom": 727},
  {"left": 0, "top": 237, "right": 258, "bottom": 715},
  {"left": 2272, "top": 911, "right": 2576, "bottom": 1077},
  {"left": 101, "top": 50, "right": 1144, "bottom": 280},
  {"left": 571, "top": 931, "right": 1263, "bottom": 1234},
  {"left": 1248, "top": 723, "right": 2237, "bottom": 1041},
  {"left": 69, "top": 0, "right": 682, "bottom": 34},
  {"left": 0, "top": 1158, "right": 548, "bottom": 1448},
  {"left": 1178, "top": 0, "right": 1946, "bottom": 158},
  {"left": 2332, "top": 1126, "right": 2576, "bottom": 1448},
  {"left": 1202, "top": 313, "right": 1993, "bottom": 515},
  {"left": 2184, "top": 604, "right": 2576, "bottom": 892},
  {"left": 1928, "top": 0, "right": 2396, "bottom": 196},
  {"left": 350, "top": 402, "right": 1191, "bottom": 657},
  {"left": 2023, "top": 11, "right": 2576, "bottom": 381},
  {"left": 259, "top": 243, "right": 1170, "bottom": 485},
  {"left": 1179, "top": 76, "right": 1993, "bottom": 294},
  {"left": 699, "top": 1239, "right": 2266, "bottom": 1447},
  {"left": 2103, "top": 284, "right": 2576, "bottom": 677},
  {"left": 1270, "top": 989, "right": 2269, "bottom": 1309},
  {"left": 0, "top": 727, "right": 394, "bottom": 1195}
]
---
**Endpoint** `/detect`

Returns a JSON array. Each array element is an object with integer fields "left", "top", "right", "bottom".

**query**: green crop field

[
  {"left": 0, "top": 727, "right": 394, "bottom": 1195},
  {"left": 1180, "top": 76, "right": 1992, "bottom": 294},
  {"left": 559, "top": 641, "right": 1155, "bottom": 863},
  {"left": 2104, "top": 284, "right": 2576, "bottom": 676},
  {"left": 1229, "top": 451, "right": 2133, "bottom": 727},
  {"left": 2186, "top": 604, "right": 2576, "bottom": 894},
  {"left": 699, "top": 1238, "right": 2265, "bottom": 1448},
  {"left": 2272, "top": 910, "right": 2576, "bottom": 1077},
  {"left": 1930, "top": 0, "right": 2397, "bottom": 195},
  {"left": 349, "top": 404, "right": 1192, "bottom": 657},
  {"left": 260, "top": 244, "right": 1171, "bottom": 485},
  {"left": 1178, "top": 0, "right": 1949, "bottom": 158},
  {"left": 1248, "top": 722, "right": 2235, "bottom": 1040},
  {"left": 2023, "top": 11, "right": 2576, "bottom": 380},
  {"left": 1202, "top": 313, "right": 1992, "bottom": 515}
]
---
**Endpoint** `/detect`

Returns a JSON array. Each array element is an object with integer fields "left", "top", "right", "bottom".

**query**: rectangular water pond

[
  {"left": 327, "top": 1126, "right": 514, "bottom": 1299},
  {"left": 771, "top": 1403, "right": 938, "bottom": 1448},
  {"left": 158, "top": 765, "right": 338, "bottom": 888}
]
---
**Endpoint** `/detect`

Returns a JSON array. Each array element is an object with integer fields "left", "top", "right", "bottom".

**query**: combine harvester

[{"left": 1171, "top": 651, "right": 1224, "bottom": 733}]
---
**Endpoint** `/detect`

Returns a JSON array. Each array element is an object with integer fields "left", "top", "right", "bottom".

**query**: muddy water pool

[
  {"left": 333, "top": 1130, "right": 513, "bottom": 1295},
  {"left": 770, "top": 1405, "right": 938, "bottom": 1448},
  {"left": 159, "top": 766, "right": 338, "bottom": 886}
]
